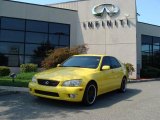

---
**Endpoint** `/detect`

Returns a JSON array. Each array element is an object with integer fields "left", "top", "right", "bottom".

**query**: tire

[
  {"left": 83, "top": 82, "right": 97, "bottom": 106},
  {"left": 119, "top": 77, "right": 127, "bottom": 93}
]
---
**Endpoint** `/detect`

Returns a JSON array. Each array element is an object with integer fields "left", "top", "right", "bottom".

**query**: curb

[
  {"left": 0, "top": 86, "right": 28, "bottom": 93},
  {"left": 128, "top": 78, "right": 160, "bottom": 83}
]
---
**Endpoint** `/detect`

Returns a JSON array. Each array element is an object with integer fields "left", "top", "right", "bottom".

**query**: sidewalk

[{"left": 129, "top": 78, "right": 160, "bottom": 83}]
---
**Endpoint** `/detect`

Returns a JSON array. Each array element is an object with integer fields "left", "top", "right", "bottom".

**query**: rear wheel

[
  {"left": 119, "top": 77, "right": 127, "bottom": 93},
  {"left": 83, "top": 83, "right": 97, "bottom": 106}
]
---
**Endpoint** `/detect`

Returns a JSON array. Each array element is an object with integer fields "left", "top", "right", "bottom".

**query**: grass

[{"left": 0, "top": 72, "right": 37, "bottom": 87}]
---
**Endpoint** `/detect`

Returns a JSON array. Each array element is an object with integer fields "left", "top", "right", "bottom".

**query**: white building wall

[
  {"left": 51, "top": 0, "right": 138, "bottom": 78},
  {"left": 50, "top": 1, "right": 78, "bottom": 10}
]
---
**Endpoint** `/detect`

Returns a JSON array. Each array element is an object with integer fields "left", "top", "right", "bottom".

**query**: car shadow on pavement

[{"left": 0, "top": 88, "right": 141, "bottom": 120}]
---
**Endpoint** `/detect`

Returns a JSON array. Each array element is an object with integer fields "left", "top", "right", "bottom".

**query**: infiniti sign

[{"left": 92, "top": 4, "right": 120, "bottom": 17}]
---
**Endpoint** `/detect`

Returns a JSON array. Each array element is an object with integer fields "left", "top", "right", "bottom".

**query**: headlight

[
  {"left": 32, "top": 76, "right": 37, "bottom": 83},
  {"left": 62, "top": 79, "right": 82, "bottom": 87}
]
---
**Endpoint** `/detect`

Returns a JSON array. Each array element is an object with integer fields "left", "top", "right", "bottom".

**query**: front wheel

[
  {"left": 119, "top": 77, "right": 127, "bottom": 93},
  {"left": 83, "top": 83, "right": 97, "bottom": 106}
]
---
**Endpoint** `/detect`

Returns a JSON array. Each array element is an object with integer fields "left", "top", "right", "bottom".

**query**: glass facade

[
  {"left": 141, "top": 35, "right": 160, "bottom": 69},
  {"left": 0, "top": 17, "right": 70, "bottom": 67}
]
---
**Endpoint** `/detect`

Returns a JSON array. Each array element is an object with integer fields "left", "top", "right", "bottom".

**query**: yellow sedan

[{"left": 29, "top": 55, "right": 128, "bottom": 105}]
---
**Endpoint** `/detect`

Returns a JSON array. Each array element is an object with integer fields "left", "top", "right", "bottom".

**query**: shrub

[
  {"left": 141, "top": 66, "right": 160, "bottom": 78},
  {"left": 20, "top": 64, "right": 38, "bottom": 73},
  {"left": 42, "top": 44, "right": 88, "bottom": 69},
  {"left": 0, "top": 66, "right": 10, "bottom": 76},
  {"left": 124, "top": 63, "right": 135, "bottom": 77},
  {"left": 16, "top": 72, "right": 37, "bottom": 80}
]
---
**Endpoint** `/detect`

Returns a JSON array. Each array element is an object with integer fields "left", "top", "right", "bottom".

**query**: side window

[
  {"left": 101, "top": 56, "right": 111, "bottom": 67},
  {"left": 110, "top": 57, "right": 121, "bottom": 69}
]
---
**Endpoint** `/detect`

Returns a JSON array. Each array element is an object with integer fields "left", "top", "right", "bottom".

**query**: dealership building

[{"left": 0, "top": 0, "right": 160, "bottom": 78}]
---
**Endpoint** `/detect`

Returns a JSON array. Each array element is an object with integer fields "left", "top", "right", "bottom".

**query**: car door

[
  {"left": 99, "top": 56, "right": 115, "bottom": 93},
  {"left": 110, "top": 57, "right": 124, "bottom": 89}
]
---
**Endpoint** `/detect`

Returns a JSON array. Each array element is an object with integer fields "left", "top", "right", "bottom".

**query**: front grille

[
  {"left": 37, "top": 79, "right": 59, "bottom": 87},
  {"left": 35, "top": 90, "right": 59, "bottom": 97}
]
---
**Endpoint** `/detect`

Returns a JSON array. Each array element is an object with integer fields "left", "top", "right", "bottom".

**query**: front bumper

[{"left": 29, "top": 82, "right": 85, "bottom": 102}]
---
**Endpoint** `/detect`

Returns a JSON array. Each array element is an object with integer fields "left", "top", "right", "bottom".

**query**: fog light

[{"left": 69, "top": 94, "right": 76, "bottom": 98}]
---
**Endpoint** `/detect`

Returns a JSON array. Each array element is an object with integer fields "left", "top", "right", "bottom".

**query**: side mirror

[
  {"left": 57, "top": 64, "right": 61, "bottom": 67},
  {"left": 102, "top": 65, "right": 110, "bottom": 70}
]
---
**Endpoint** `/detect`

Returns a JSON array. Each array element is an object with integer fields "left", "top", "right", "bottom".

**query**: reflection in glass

[
  {"left": 25, "top": 41, "right": 54, "bottom": 56},
  {"left": 142, "top": 35, "right": 160, "bottom": 69},
  {"left": 49, "top": 34, "right": 59, "bottom": 45},
  {"left": 25, "top": 56, "right": 43, "bottom": 66},
  {"left": 26, "top": 20, "right": 48, "bottom": 33},
  {"left": 1, "top": 17, "right": 25, "bottom": 30},
  {"left": 0, "top": 42, "right": 24, "bottom": 54},
  {"left": 0, "top": 53, "right": 8, "bottom": 66},
  {"left": 26, "top": 32, "right": 48, "bottom": 44},
  {"left": 0, "top": 17, "right": 70, "bottom": 67},
  {"left": 0, "top": 54, "right": 23, "bottom": 67},
  {"left": 142, "top": 35, "right": 152, "bottom": 44},
  {"left": 0, "top": 30, "right": 24, "bottom": 42},
  {"left": 59, "top": 35, "right": 70, "bottom": 46},
  {"left": 49, "top": 23, "right": 70, "bottom": 34}
]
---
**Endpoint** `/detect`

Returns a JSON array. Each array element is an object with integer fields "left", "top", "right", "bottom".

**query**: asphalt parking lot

[{"left": 0, "top": 81, "right": 160, "bottom": 120}]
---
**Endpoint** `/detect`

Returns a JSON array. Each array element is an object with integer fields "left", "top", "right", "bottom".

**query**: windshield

[{"left": 61, "top": 56, "right": 101, "bottom": 69}]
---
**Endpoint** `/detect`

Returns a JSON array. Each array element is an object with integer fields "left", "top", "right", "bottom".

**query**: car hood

[{"left": 35, "top": 67, "right": 97, "bottom": 81}]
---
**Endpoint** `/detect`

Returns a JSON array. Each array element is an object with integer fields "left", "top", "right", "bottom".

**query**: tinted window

[
  {"left": 26, "top": 20, "right": 48, "bottom": 33},
  {"left": 1, "top": 17, "right": 25, "bottom": 30},
  {"left": 0, "top": 54, "right": 24, "bottom": 67},
  {"left": 110, "top": 57, "right": 121, "bottom": 69},
  {"left": 153, "top": 37, "right": 160, "bottom": 68},
  {"left": 49, "top": 23, "right": 70, "bottom": 34},
  {"left": 61, "top": 56, "right": 101, "bottom": 69},
  {"left": 0, "top": 53, "right": 8, "bottom": 66},
  {"left": 0, "top": 17, "right": 1, "bottom": 28},
  {"left": 49, "top": 34, "right": 59, "bottom": 45},
  {"left": 26, "top": 32, "right": 48, "bottom": 44},
  {"left": 142, "top": 35, "right": 152, "bottom": 44},
  {"left": 25, "top": 56, "right": 43, "bottom": 66},
  {"left": 0, "top": 42, "right": 24, "bottom": 54},
  {"left": 25, "top": 44, "right": 42, "bottom": 55},
  {"left": 142, "top": 35, "right": 160, "bottom": 69},
  {"left": 59, "top": 35, "right": 70, "bottom": 46},
  {"left": 101, "top": 56, "right": 111, "bottom": 66},
  {"left": 25, "top": 44, "right": 55, "bottom": 55},
  {"left": 0, "top": 17, "right": 71, "bottom": 67},
  {"left": 153, "top": 37, "right": 160, "bottom": 52},
  {"left": 0, "top": 30, "right": 24, "bottom": 42},
  {"left": 55, "top": 46, "right": 68, "bottom": 49}
]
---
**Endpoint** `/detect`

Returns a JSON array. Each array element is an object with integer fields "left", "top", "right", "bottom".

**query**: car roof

[{"left": 74, "top": 54, "right": 106, "bottom": 57}]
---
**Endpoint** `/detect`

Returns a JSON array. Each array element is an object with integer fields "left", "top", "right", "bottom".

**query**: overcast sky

[{"left": 12, "top": 0, "right": 160, "bottom": 26}]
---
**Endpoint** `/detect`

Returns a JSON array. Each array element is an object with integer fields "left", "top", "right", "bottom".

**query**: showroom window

[
  {"left": 26, "top": 20, "right": 48, "bottom": 33},
  {"left": 0, "top": 17, "right": 70, "bottom": 67},
  {"left": 1, "top": 17, "right": 25, "bottom": 30},
  {"left": 0, "top": 30, "right": 25, "bottom": 43},
  {"left": 141, "top": 35, "right": 160, "bottom": 69},
  {"left": 26, "top": 32, "right": 48, "bottom": 44}
]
